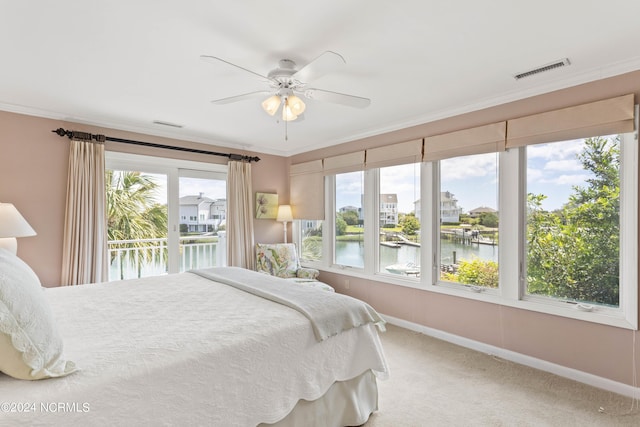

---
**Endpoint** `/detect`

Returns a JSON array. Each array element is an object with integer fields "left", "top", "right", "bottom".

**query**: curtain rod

[{"left": 51, "top": 128, "right": 261, "bottom": 163}]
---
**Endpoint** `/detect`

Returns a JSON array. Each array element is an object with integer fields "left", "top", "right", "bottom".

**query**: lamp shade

[
  {"left": 282, "top": 103, "right": 298, "bottom": 122},
  {"left": 0, "top": 203, "right": 36, "bottom": 238},
  {"left": 276, "top": 205, "right": 293, "bottom": 222},
  {"left": 287, "top": 95, "right": 306, "bottom": 115},
  {"left": 261, "top": 95, "right": 281, "bottom": 116}
]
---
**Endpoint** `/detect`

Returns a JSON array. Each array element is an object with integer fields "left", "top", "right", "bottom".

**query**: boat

[
  {"left": 380, "top": 241, "right": 401, "bottom": 248},
  {"left": 471, "top": 235, "right": 496, "bottom": 245},
  {"left": 385, "top": 262, "right": 420, "bottom": 276}
]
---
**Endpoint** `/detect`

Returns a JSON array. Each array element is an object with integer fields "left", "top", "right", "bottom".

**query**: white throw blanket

[{"left": 192, "top": 267, "right": 386, "bottom": 341}]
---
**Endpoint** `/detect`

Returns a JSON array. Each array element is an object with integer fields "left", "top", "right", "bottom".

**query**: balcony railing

[{"left": 107, "top": 234, "right": 226, "bottom": 281}]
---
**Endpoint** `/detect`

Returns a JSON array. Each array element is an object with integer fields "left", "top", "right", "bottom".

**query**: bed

[{"left": 0, "top": 250, "right": 388, "bottom": 426}]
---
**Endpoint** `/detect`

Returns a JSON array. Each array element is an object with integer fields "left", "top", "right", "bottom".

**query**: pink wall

[
  {"left": 0, "top": 113, "right": 68, "bottom": 286},
  {"left": 293, "top": 70, "right": 640, "bottom": 388},
  {"left": 0, "top": 112, "right": 287, "bottom": 285},
  {"left": 318, "top": 270, "right": 639, "bottom": 386}
]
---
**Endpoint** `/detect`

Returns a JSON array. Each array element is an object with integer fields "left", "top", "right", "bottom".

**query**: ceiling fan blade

[
  {"left": 304, "top": 88, "right": 371, "bottom": 108},
  {"left": 292, "top": 51, "right": 346, "bottom": 83},
  {"left": 200, "top": 55, "right": 272, "bottom": 82},
  {"left": 211, "top": 91, "right": 271, "bottom": 105}
]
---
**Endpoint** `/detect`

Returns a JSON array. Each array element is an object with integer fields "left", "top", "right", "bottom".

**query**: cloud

[
  {"left": 441, "top": 153, "right": 497, "bottom": 181},
  {"left": 544, "top": 159, "right": 583, "bottom": 171},
  {"left": 527, "top": 167, "right": 544, "bottom": 181},
  {"left": 179, "top": 177, "right": 226, "bottom": 199},
  {"left": 336, "top": 172, "right": 364, "bottom": 196},
  {"left": 542, "top": 173, "right": 591, "bottom": 186},
  {"left": 527, "top": 139, "right": 582, "bottom": 160}
]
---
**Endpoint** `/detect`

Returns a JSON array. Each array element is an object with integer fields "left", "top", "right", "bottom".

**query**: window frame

[
  {"left": 330, "top": 171, "right": 368, "bottom": 272},
  {"left": 105, "top": 151, "right": 227, "bottom": 276},
  {"left": 374, "top": 164, "right": 422, "bottom": 282},
  {"left": 516, "top": 131, "right": 638, "bottom": 327},
  {"left": 296, "top": 126, "right": 638, "bottom": 330},
  {"left": 428, "top": 152, "right": 501, "bottom": 295}
]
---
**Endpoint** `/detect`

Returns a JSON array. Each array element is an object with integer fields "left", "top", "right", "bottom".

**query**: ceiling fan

[{"left": 200, "top": 51, "right": 371, "bottom": 122}]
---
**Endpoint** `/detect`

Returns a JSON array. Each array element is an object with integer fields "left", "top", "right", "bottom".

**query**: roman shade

[
  {"left": 365, "top": 139, "right": 423, "bottom": 169},
  {"left": 290, "top": 159, "right": 324, "bottom": 220},
  {"left": 323, "top": 151, "right": 365, "bottom": 175},
  {"left": 424, "top": 122, "right": 507, "bottom": 161},
  {"left": 506, "top": 94, "right": 635, "bottom": 148}
]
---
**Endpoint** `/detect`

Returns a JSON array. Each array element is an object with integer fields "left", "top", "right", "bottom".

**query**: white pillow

[{"left": 0, "top": 249, "right": 77, "bottom": 380}]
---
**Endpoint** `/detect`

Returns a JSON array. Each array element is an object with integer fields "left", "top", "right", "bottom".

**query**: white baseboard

[{"left": 382, "top": 314, "right": 640, "bottom": 400}]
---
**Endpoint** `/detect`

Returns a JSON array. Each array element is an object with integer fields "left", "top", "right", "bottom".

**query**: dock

[{"left": 380, "top": 231, "right": 421, "bottom": 248}]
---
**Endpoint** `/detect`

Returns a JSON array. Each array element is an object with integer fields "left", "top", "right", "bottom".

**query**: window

[
  {"left": 295, "top": 97, "right": 637, "bottom": 329},
  {"left": 438, "top": 153, "right": 499, "bottom": 289},
  {"left": 334, "top": 171, "right": 364, "bottom": 268},
  {"left": 178, "top": 173, "right": 227, "bottom": 272},
  {"left": 106, "top": 169, "right": 168, "bottom": 280},
  {"left": 525, "top": 135, "right": 622, "bottom": 308},
  {"left": 378, "top": 163, "right": 421, "bottom": 277},
  {"left": 298, "top": 220, "right": 323, "bottom": 263},
  {"left": 106, "top": 152, "right": 227, "bottom": 281}
]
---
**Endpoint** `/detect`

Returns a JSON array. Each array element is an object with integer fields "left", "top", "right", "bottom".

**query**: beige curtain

[
  {"left": 226, "top": 160, "right": 255, "bottom": 269},
  {"left": 61, "top": 137, "right": 108, "bottom": 285}
]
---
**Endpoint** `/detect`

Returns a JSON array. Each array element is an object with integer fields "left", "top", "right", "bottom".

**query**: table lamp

[
  {"left": 0, "top": 203, "right": 36, "bottom": 255},
  {"left": 276, "top": 205, "right": 293, "bottom": 243}
]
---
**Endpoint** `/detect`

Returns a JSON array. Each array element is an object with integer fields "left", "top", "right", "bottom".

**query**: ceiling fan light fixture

[
  {"left": 282, "top": 102, "right": 298, "bottom": 121},
  {"left": 287, "top": 95, "right": 306, "bottom": 115},
  {"left": 261, "top": 95, "right": 281, "bottom": 116}
]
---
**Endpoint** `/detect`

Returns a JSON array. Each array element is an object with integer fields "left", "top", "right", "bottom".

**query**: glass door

[
  {"left": 106, "top": 169, "right": 169, "bottom": 281},
  {"left": 106, "top": 152, "right": 227, "bottom": 281},
  {"left": 178, "top": 170, "right": 227, "bottom": 272}
]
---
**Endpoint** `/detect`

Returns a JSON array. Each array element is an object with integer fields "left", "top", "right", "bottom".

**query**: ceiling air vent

[
  {"left": 514, "top": 58, "right": 571, "bottom": 80},
  {"left": 153, "top": 120, "right": 183, "bottom": 128}
]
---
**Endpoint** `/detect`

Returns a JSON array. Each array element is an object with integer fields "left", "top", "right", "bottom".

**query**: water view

[{"left": 335, "top": 239, "right": 498, "bottom": 273}]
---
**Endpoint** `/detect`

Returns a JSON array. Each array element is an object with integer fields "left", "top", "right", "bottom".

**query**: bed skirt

[{"left": 264, "top": 370, "right": 378, "bottom": 427}]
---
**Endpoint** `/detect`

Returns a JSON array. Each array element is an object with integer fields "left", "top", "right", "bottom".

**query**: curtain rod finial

[{"left": 52, "top": 128, "right": 72, "bottom": 138}]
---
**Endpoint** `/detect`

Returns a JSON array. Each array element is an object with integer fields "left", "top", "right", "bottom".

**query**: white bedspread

[
  {"left": 0, "top": 271, "right": 388, "bottom": 426},
  {"left": 192, "top": 267, "right": 386, "bottom": 341}
]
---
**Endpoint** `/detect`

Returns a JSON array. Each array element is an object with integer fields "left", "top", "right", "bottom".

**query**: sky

[
  {"left": 335, "top": 138, "right": 604, "bottom": 214},
  {"left": 178, "top": 177, "right": 226, "bottom": 200},
  {"left": 114, "top": 173, "right": 226, "bottom": 204},
  {"left": 526, "top": 139, "right": 589, "bottom": 211}
]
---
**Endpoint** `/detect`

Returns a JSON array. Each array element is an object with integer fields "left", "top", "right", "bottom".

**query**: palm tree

[{"left": 106, "top": 170, "right": 168, "bottom": 279}]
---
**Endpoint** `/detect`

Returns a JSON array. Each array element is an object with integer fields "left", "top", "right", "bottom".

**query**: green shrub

[{"left": 455, "top": 257, "right": 499, "bottom": 288}]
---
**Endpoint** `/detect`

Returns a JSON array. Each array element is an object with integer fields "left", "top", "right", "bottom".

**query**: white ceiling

[{"left": 2, "top": 1, "right": 640, "bottom": 157}]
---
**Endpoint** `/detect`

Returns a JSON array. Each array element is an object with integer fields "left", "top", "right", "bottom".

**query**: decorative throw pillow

[
  {"left": 0, "top": 249, "right": 77, "bottom": 380},
  {"left": 255, "top": 243, "right": 300, "bottom": 278}
]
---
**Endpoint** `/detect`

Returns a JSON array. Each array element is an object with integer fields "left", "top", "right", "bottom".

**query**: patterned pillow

[
  {"left": 255, "top": 243, "right": 300, "bottom": 278},
  {"left": 296, "top": 267, "right": 319, "bottom": 280},
  {"left": 0, "top": 249, "right": 77, "bottom": 380}
]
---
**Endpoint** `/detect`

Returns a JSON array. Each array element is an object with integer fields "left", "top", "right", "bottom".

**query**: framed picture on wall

[{"left": 255, "top": 192, "right": 278, "bottom": 219}]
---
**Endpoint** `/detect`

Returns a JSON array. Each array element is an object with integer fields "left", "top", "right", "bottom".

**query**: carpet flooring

[{"left": 363, "top": 324, "right": 640, "bottom": 426}]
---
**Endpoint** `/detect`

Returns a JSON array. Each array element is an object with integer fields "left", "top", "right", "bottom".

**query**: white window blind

[
  {"left": 506, "top": 94, "right": 635, "bottom": 148},
  {"left": 323, "top": 151, "right": 365, "bottom": 175},
  {"left": 424, "top": 122, "right": 506, "bottom": 161},
  {"left": 365, "top": 139, "right": 423, "bottom": 169},
  {"left": 290, "top": 159, "right": 324, "bottom": 220}
]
